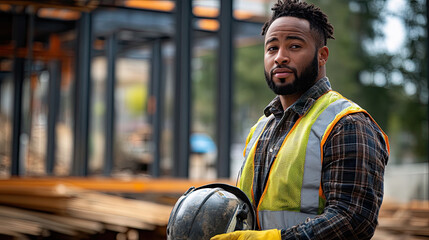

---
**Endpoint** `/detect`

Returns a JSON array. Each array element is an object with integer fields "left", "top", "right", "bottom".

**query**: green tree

[
  {"left": 313, "top": 0, "right": 428, "bottom": 163},
  {"left": 378, "top": 0, "right": 428, "bottom": 163},
  {"left": 351, "top": 0, "right": 428, "bottom": 163}
]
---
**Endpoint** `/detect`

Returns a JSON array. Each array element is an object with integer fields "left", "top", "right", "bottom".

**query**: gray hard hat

[{"left": 166, "top": 183, "right": 256, "bottom": 240}]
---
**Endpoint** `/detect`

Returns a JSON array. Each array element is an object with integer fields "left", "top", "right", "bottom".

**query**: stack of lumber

[
  {"left": 374, "top": 200, "right": 429, "bottom": 240},
  {"left": 0, "top": 177, "right": 232, "bottom": 239},
  {"left": 0, "top": 184, "right": 173, "bottom": 239}
]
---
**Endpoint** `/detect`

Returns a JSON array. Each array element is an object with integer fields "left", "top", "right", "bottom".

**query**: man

[{"left": 212, "top": 0, "right": 389, "bottom": 239}]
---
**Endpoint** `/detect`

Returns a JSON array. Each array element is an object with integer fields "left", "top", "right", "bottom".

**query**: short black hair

[{"left": 262, "top": 0, "right": 335, "bottom": 47}]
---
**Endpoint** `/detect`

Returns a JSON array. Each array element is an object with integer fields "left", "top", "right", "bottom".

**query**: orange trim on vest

[
  {"left": 365, "top": 113, "right": 391, "bottom": 154},
  {"left": 248, "top": 119, "right": 274, "bottom": 229}
]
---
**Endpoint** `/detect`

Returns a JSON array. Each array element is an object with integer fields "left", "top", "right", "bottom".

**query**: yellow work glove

[{"left": 210, "top": 229, "right": 281, "bottom": 240}]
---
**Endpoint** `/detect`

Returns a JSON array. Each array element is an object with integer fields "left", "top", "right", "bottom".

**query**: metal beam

[
  {"left": 216, "top": 0, "right": 234, "bottom": 178},
  {"left": 11, "top": 12, "right": 27, "bottom": 176},
  {"left": 103, "top": 32, "right": 117, "bottom": 176},
  {"left": 173, "top": 0, "right": 192, "bottom": 178},
  {"left": 92, "top": 7, "right": 174, "bottom": 38},
  {"left": 426, "top": 0, "right": 428, "bottom": 177},
  {"left": 46, "top": 60, "right": 61, "bottom": 175},
  {"left": 149, "top": 38, "right": 164, "bottom": 177},
  {"left": 72, "top": 12, "right": 92, "bottom": 176}
]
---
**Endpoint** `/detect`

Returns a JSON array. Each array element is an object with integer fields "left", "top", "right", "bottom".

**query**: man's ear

[{"left": 318, "top": 46, "right": 329, "bottom": 66}]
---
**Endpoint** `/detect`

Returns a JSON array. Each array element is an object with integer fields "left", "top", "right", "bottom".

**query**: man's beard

[{"left": 264, "top": 50, "right": 319, "bottom": 95}]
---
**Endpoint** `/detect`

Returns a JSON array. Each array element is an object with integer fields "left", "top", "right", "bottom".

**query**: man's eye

[
  {"left": 291, "top": 45, "right": 301, "bottom": 49},
  {"left": 267, "top": 46, "right": 277, "bottom": 52}
]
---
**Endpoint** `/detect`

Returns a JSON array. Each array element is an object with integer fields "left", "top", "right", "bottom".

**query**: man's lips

[{"left": 272, "top": 67, "right": 293, "bottom": 79}]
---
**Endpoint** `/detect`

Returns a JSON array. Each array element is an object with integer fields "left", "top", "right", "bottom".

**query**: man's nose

[{"left": 274, "top": 48, "right": 289, "bottom": 65}]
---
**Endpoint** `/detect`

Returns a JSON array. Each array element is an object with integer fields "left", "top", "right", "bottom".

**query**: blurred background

[{"left": 0, "top": 0, "right": 427, "bottom": 239}]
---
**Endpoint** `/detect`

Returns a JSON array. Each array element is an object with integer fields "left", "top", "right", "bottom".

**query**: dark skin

[{"left": 264, "top": 16, "right": 329, "bottom": 109}]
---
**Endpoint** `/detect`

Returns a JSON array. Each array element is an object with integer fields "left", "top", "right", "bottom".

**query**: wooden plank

[
  {"left": 67, "top": 207, "right": 156, "bottom": 230},
  {"left": 103, "top": 224, "right": 129, "bottom": 233},
  {"left": 0, "top": 216, "right": 42, "bottom": 236},
  {"left": 0, "top": 194, "right": 70, "bottom": 213},
  {"left": 0, "top": 206, "right": 83, "bottom": 236},
  {"left": 66, "top": 191, "right": 172, "bottom": 228},
  {"left": 0, "top": 184, "right": 80, "bottom": 197},
  {"left": 70, "top": 191, "right": 173, "bottom": 224},
  {"left": 29, "top": 210, "right": 103, "bottom": 234},
  {"left": 0, "top": 177, "right": 233, "bottom": 194},
  {"left": 0, "top": 228, "right": 31, "bottom": 240}
]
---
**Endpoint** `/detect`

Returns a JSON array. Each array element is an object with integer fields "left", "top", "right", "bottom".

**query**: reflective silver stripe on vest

[
  {"left": 237, "top": 115, "right": 274, "bottom": 185},
  {"left": 244, "top": 115, "right": 274, "bottom": 160},
  {"left": 300, "top": 98, "right": 353, "bottom": 214},
  {"left": 259, "top": 210, "right": 317, "bottom": 229},
  {"left": 237, "top": 115, "right": 273, "bottom": 185}
]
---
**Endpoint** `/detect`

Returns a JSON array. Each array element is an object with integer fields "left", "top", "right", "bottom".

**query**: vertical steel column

[
  {"left": 149, "top": 38, "right": 164, "bottom": 177},
  {"left": 46, "top": 60, "right": 61, "bottom": 175},
  {"left": 104, "top": 33, "right": 117, "bottom": 176},
  {"left": 72, "top": 12, "right": 92, "bottom": 176},
  {"left": 426, "top": 0, "right": 428, "bottom": 176},
  {"left": 173, "top": 0, "right": 192, "bottom": 177},
  {"left": 11, "top": 12, "right": 26, "bottom": 176},
  {"left": 216, "top": 0, "right": 234, "bottom": 178}
]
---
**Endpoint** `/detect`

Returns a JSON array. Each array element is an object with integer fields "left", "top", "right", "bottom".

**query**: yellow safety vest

[{"left": 238, "top": 91, "right": 389, "bottom": 230}]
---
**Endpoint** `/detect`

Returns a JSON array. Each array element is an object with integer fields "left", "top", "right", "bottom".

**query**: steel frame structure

[{"left": 4, "top": 0, "right": 264, "bottom": 178}]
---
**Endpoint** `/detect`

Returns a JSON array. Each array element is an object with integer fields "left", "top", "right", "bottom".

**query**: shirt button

[{"left": 269, "top": 148, "right": 273, "bottom": 153}]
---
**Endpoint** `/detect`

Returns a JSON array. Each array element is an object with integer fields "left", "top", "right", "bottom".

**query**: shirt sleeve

[{"left": 281, "top": 112, "right": 389, "bottom": 240}]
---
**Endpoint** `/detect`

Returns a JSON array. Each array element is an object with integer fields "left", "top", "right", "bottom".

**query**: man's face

[{"left": 264, "top": 16, "right": 322, "bottom": 95}]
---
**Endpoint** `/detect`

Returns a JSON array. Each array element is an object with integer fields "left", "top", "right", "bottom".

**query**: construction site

[{"left": 0, "top": 0, "right": 427, "bottom": 239}]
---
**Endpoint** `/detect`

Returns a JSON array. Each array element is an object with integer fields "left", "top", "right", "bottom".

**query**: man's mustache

[{"left": 270, "top": 65, "right": 297, "bottom": 77}]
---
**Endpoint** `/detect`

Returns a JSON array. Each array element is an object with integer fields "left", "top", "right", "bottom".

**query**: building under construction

[
  {"left": 0, "top": 0, "right": 270, "bottom": 239},
  {"left": 0, "top": 0, "right": 428, "bottom": 239}
]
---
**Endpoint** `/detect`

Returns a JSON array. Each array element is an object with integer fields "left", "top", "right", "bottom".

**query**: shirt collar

[{"left": 264, "top": 77, "right": 332, "bottom": 117}]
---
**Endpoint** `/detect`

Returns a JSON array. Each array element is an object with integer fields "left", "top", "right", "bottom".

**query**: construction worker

[{"left": 212, "top": 0, "right": 390, "bottom": 239}]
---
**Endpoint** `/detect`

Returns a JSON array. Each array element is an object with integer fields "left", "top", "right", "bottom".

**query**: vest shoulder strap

[{"left": 244, "top": 114, "right": 274, "bottom": 160}]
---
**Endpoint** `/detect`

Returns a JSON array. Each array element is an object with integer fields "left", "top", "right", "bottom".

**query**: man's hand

[{"left": 210, "top": 229, "right": 281, "bottom": 240}]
